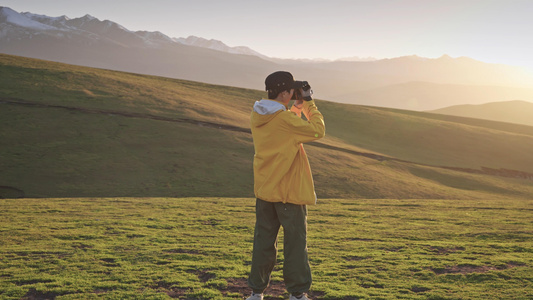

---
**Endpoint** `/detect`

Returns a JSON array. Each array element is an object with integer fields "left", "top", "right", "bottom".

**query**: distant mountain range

[
  {"left": 429, "top": 100, "right": 533, "bottom": 127},
  {"left": 2, "top": 6, "right": 533, "bottom": 111},
  {"left": 173, "top": 35, "right": 268, "bottom": 58}
]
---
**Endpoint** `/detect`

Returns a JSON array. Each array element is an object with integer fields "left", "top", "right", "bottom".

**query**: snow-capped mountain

[
  {"left": 1, "top": 7, "right": 181, "bottom": 49},
  {"left": 0, "top": 6, "right": 276, "bottom": 90},
  {"left": 0, "top": 6, "right": 266, "bottom": 57},
  {"left": 1, "top": 7, "right": 57, "bottom": 30}
]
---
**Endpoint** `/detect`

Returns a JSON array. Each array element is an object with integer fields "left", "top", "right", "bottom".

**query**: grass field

[
  {"left": 1, "top": 197, "right": 531, "bottom": 299},
  {"left": 2, "top": 53, "right": 533, "bottom": 200},
  {"left": 1, "top": 54, "right": 533, "bottom": 299}
]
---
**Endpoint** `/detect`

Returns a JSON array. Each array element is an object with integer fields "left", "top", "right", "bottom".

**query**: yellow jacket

[{"left": 251, "top": 99, "right": 325, "bottom": 205}]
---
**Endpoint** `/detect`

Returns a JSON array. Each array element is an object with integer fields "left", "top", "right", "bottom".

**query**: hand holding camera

[{"left": 292, "top": 81, "right": 313, "bottom": 101}]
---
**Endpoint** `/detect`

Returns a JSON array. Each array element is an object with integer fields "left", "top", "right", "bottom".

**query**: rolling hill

[
  {"left": 429, "top": 100, "right": 533, "bottom": 127},
  {"left": 333, "top": 81, "right": 533, "bottom": 112},
  {"left": 1, "top": 53, "right": 533, "bottom": 199}
]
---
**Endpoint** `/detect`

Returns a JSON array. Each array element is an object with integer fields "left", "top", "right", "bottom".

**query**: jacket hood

[
  {"left": 251, "top": 99, "right": 286, "bottom": 127},
  {"left": 253, "top": 99, "right": 286, "bottom": 115}
]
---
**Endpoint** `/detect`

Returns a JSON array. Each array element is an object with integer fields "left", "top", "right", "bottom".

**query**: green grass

[
  {"left": 0, "top": 104, "right": 254, "bottom": 198},
  {"left": 1, "top": 53, "right": 533, "bottom": 298},
  {"left": 316, "top": 101, "right": 533, "bottom": 172},
  {"left": 2, "top": 53, "right": 533, "bottom": 200},
  {"left": 2, "top": 48, "right": 533, "bottom": 300},
  {"left": 3, "top": 101, "right": 533, "bottom": 200},
  {"left": 0, "top": 197, "right": 531, "bottom": 299}
]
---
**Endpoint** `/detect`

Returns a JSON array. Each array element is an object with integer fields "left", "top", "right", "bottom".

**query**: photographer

[{"left": 247, "top": 71, "right": 325, "bottom": 300}]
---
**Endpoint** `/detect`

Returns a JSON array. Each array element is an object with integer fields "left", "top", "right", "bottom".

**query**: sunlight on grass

[
  {"left": 1, "top": 197, "right": 531, "bottom": 299},
  {"left": 3, "top": 54, "right": 533, "bottom": 201}
]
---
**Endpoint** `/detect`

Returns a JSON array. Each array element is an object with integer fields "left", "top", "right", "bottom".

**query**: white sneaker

[
  {"left": 289, "top": 294, "right": 310, "bottom": 300},
  {"left": 246, "top": 293, "right": 263, "bottom": 300}
]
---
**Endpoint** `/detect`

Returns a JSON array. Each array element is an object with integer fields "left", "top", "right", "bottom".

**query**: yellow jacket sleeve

[{"left": 285, "top": 100, "right": 325, "bottom": 144}]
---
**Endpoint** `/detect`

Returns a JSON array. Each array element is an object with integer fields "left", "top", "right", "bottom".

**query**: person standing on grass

[{"left": 246, "top": 71, "right": 325, "bottom": 300}]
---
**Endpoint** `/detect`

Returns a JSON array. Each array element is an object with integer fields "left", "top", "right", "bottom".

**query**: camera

[{"left": 291, "top": 81, "right": 312, "bottom": 101}]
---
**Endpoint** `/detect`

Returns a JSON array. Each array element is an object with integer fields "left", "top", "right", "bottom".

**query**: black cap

[{"left": 265, "top": 71, "right": 296, "bottom": 94}]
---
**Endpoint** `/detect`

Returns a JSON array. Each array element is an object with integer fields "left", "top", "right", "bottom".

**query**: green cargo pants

[{"left": 247, "top": 198, "right": 312, "bottom": 294}]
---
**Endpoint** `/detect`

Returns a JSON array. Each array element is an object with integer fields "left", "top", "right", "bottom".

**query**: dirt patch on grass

[
  {"left": 151, "top": 280, "right": 188, "bottom": 299},
  {"left": 428, "top": 246, "right": 465, "bottom": 254},
  {"left": 410, "top": 286, "right": 431, "bottom": 293},
  {"left": 343, "top": 255, "right": 369, "bottom": 261},
  {"left": 222, "top": 278, "right": 286, "bottom": 299},
  {"left": 223, "top": 278, "right": 324, "bottom": 299},
  {"left": 23, "top": 288, "right": 62, "bottom": 299},
  {"left": 221, "top": 278, "right": 276, "bottom": 298},
  {"left": 165, "top": 288, "right": 188, "bottom": 299},
  {"left": 164, "top": 248, "right": 203, "bottom": 255},
  {"left": 431, "top": 262, "right": 525, "bottom": 275}
]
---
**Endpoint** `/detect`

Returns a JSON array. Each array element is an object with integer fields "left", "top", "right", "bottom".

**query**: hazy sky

[{"left": 3, "top": 0, "right": 533, "bottom": 70}]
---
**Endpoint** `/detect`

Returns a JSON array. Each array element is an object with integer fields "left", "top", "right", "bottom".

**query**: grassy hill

[
  {"left": 429, "top": 100, "right": 533, "bottom": 127},
  {"left": 333, "top": 81, "right": 533, "bottom": 111},
  {"left": 2, "top": 53, "right": 533, "bottom": 199}
]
